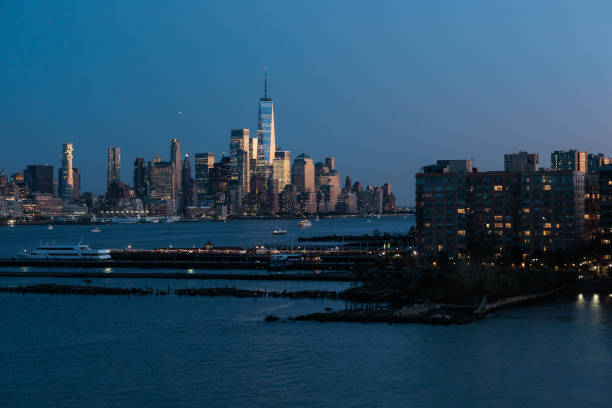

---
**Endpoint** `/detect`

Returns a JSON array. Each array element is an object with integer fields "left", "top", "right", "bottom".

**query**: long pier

[{"left": 0, "top": 270, "right": 361, "bottom": 281}]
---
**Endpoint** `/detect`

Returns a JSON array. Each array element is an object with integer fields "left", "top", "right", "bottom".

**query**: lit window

[
  {"left": 493, "top": 185, "right": 503, "bottom": 191},
  {"left": 494, "top": 215, "right": 502, "bottom": 221},
  {"left": 544, "top": 223, "right": 552, "bottom": 229},
  {"left": 544, "top": 185, "right": 551, "bottom": 191},
  {"left": 495, "top": 223, "right": 503, "bottom": 229},
  {"left": 457, "top": 208, "right": 465, "bottom": 214},
  {"left": 523, "top": 208, "right": 530, "bottom": 213},
  {"left": 458, "top": 230, "right": 466, "bottom": 236},
  {"left": 505, "top": 223, "right": 512, "bottom": 228},
  {"left": 523, "top": 230, "right": 531, "bottom": 236}
]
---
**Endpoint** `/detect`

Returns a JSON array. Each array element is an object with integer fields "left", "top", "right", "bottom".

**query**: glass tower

[{"left": 257, "top": 69, "right": 275, "bottom": 164}]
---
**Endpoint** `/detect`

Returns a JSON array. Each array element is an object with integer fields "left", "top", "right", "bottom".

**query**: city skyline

[{"left": 3, "top": 1, "right": 612, "bottom": 203}]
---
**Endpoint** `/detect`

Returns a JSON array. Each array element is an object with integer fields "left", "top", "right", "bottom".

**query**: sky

[{"left": 1, "top": 1, "right": 612, "bottom": 204}]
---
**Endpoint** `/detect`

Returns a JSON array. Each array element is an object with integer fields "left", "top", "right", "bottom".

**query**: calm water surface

[{"left": 1, "top": 219, "right": 611, "bottom": 407}]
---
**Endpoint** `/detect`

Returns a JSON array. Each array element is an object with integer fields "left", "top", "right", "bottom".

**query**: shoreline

[{"left": 0, "top": 281, "right": 593, "bottom": 326}]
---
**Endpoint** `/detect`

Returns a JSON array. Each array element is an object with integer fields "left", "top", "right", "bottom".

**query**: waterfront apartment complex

[{"left": 416, "top": 157, "right": 587, "bottom": 259}]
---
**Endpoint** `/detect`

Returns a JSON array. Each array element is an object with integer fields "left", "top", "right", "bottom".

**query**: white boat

[
  {"left": 273, "top": 228, "right": 287, "bottom": 235},
  {"left": 91, "top": 227, "right": 101, "bottom": 233},
  {"left": 19, "top": 243, "right": 112, "bottom": 260},
  {"left": 298, "top": 219, "right": 312, "bottom": 228},
  {"left": 47, "top": 225, "right": 53, "bottom": 230}
]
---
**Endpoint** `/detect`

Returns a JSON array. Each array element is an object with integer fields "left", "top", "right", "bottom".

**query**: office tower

[
  {"left": 344, "top": 176, "right": 352, "bottom": 192},
  {"left": 382, "top": 182, "right": 396, "bottom": 213},
  {"left": 291, "top": 153, "right": 315, "bottom": 193},
  {"left": 181, "top": 154, "right": 196, "bottom": 208},
  {"left": 149, "top": 161, "right": 174, "bottom": 200},
  {"left": 230, "top": 129, "right": 250, "bottom": 159},
  {"left": 72, "top": 168, "right": 80, "bottom": 200},
  {"left": 335, "top": 190, "right": 358, "bottom": 214},
  {"left": 59, "top": 143, "right": 74, "bottom": 199},
  {"left": 551, "top": 150, "right": 587, "bottom": 172},
  {"left": 24, "top": 165, "right": 54, "bottom": 194},
  {"left": 133, "top": 158, "right": 146, "bottom": 198},
  {"left": 171, "top": 138, "right": 182, "bottom": 199},
  {"left": 106, "top": 146, "right": 121, "bottom": 189},
  {"left": 273, "top": 150, "right": 291, "bottom": 192},
  {"left": 257, "top": 69, "right": 275, "bottom": 164},
  {"left": 250, "top": 137, "right": 258, "bottom": 161},
  {"left": 357, "top": 186, "right": 383, "bottom": 215},
  {"left": 230, "top": 129, "right": 250, "bottom": 193},
  {"left": 195, "top": 152, "right": 215, "bottom": 194},
  {"left": 315, "top": 159, "right": 341, "bottom": 213},
  {"left": 504, "top": 151, "right": 538, "bottom": 172},
  {"left": 212, "top": 156, "right": 232, "bottom": 194}
]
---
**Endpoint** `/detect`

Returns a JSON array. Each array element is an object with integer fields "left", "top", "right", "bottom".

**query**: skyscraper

[
  {"left": 60, "top": 143, "right": 74, "bottom": 200},
  {"left": 257, "top": 69, "right": 275, "bottom": 164},
  {"left": 171, "top": 138, "right": 182, "bottom": 199},
  {"left": 230, "top": 129, "right": 250, "bottom": 193},
  {"left": 291, "top": 153, "right": 315, "bottom": 193},
  {"left": 72, "top": 168, "right": 80, "bottom": 200},
  {"left": 273, "top": 150, "right": 291, "bottom": 192},
  {"left": 195, "top": 152, "right": 215, "bottom": 194},
  {"left": 107, "top": 146, "right": 121, "bottom": 189},
  {"left": 24, "top": 165, "right": 54, "bottom": 194},
  {"left": 181, "top": 154, "right": 196, "bottom": 208},
  {"left": 133, "top": 158, "right": 146, "bottom": 198}
]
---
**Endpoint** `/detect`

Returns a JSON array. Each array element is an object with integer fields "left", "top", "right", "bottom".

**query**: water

[
  {"left": 1, "top": 218, "right": 611, "bottom": 407},
  {"left": 0, "top": 216, "right": 415, "bottom": 258}
]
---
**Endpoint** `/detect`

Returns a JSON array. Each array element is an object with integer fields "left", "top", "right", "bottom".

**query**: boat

[
  {"left": 273, "top": 228, "right": 287, "bottom": 235},
  {"left": 91, "top": 227, "right": 101, "bottom": 233},
  {"left": 19, "top": 243, "right": 112, "bottom": 260},
  {"left": 298, "top": 219, "right": 312, "bottom": 228},
  {"left": 47, "top": 225, "right": 53, "bottom": 230}
]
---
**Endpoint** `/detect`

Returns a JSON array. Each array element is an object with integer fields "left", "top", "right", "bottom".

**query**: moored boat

[{"left": 19, "top": 243, "right": 111, "bottom": 260}]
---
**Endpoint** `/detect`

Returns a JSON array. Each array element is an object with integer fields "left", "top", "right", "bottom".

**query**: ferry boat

[
  {"left": 19, "top": 243, "right": 111, "bottom": 260},
  {"left": 298, "top": 219, "right": 312, "bottom": 228},
  {"left": 273, "top": 228, "right": 287, "bottom": 235}
]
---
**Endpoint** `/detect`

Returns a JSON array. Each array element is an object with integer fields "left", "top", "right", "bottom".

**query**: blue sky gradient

[{"left": 2, "top": 1, "right": 612, "bottom": 203}]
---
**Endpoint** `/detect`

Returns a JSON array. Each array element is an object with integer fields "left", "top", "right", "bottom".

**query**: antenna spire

[{"left": 264, "top": 66, "right": 268, "bottom": 99}]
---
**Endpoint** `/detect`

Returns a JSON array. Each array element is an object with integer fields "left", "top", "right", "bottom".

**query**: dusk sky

[{"left": 2, "top": 1, "right": 612, "bottom": 203}]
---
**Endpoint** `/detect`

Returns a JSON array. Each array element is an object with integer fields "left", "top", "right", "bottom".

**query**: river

[{"left": 0, "top": 217, "right": 610, "bottom": 407}]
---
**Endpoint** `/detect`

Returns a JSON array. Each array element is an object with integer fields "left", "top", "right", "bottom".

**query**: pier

[
  {"left": 0, "top": 270, "right": 361, "bottom": 281},
  {"left": 1, "top": 246, "right": 410, "bottom": 272}
]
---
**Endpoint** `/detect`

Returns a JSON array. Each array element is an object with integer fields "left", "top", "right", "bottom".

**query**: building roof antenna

[{"left": 264, "top": 66, "right": 268, "bottom": 100}]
